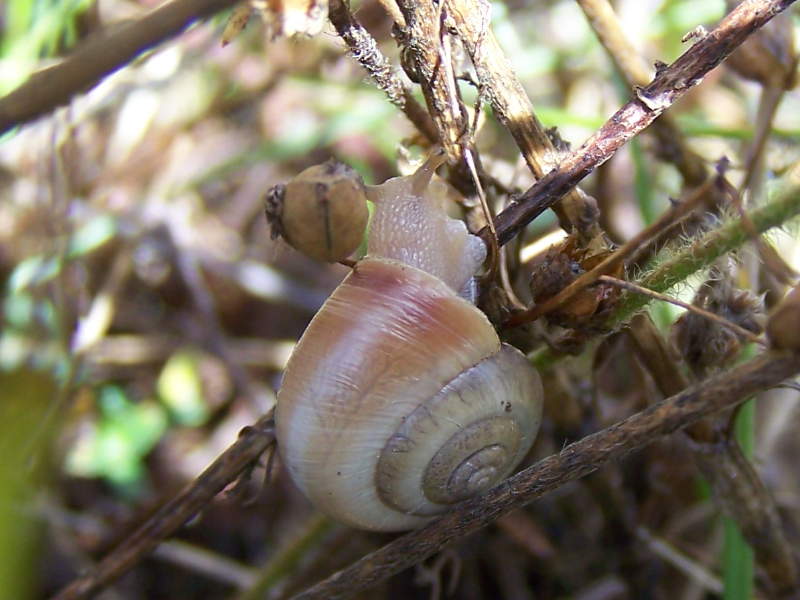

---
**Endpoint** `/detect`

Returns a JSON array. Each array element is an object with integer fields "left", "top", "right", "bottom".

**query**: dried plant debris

[{"left": 0, "top": 0, "right": 799, "bottom": 599}]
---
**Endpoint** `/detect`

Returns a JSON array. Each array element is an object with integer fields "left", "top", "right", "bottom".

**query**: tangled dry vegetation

[{"left": 1, "top": 0, "right": 800, "bottom": 598}]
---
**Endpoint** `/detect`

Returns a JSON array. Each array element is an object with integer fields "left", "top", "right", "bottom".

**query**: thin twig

[
  {"left": 51, "top": 412, "right": 276, "bottom": 600},
  {"left": 487, "top": 0, "right": 798, "bottom": 247},
  {"left": 447, "top": 0, "right": 602, "bottom": 237},
  {"left": 327, "top": 0, "right": 439, "bottom": 144},
  {"left": 635, "top": 527, "right": 723, "bottom": 594},
  {"left": 0, "top": 0, "right": 241, "bottom": 135},
  {"left": 740, "top": 86, "right": 787, "bottom": 194},
  {"left": 289, "top": 350, "right": 800, "bottom": 600},
  {"left": 152, "top": 540, "right": 257, "bottom": 588},
  {"left": 599, "top": 275, "right": 764, "bottom": 346}
]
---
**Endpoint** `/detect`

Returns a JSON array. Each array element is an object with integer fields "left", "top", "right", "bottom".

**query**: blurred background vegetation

[{"left": 1, "top": 0, "right": 799, "bottom": 598}]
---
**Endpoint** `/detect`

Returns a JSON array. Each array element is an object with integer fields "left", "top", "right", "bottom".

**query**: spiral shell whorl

[
  {"left": 376, "top": 345, "right": 541, "bottom": 516},
  {"left": 275, "top": 258, "right": 543, "bottom": 531}
]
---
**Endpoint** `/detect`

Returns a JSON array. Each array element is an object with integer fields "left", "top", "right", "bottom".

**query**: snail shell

[{"left": 275, "top": 258, "right": 543, "bottom": 530}]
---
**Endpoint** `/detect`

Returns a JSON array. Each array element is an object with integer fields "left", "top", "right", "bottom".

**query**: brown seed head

[
  {"left": 265, "top": 160, "right": 369, "bottom": 263},
  {"left": 767, "top": 283, "right": 800, "bottom": 351}
]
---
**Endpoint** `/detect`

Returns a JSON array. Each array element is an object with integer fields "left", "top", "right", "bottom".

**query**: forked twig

[
  {"left": 446, "top": 0, "right": 601, "bottom": 236},
  {"left": 487, "top": 0, "right": 798, "bottom": 247}
]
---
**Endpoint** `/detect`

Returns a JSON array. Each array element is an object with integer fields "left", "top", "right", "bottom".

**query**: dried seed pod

[
  {"left": 265, "top": 160, "right": 369, "bottom": 263},
  {"left": 528, "top": 233, "right": 621, "bottom": 328},
  {"left": 767, "top": 283, "right": 800, "bottom": 351},
  {"left": 672, "top": 272, "right": 763, "bottom": 375}
]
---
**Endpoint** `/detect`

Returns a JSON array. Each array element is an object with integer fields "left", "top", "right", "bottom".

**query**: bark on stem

[
  {"left": 628, "top": 315, "right": 800, "bottom": 597},
  {"left": 488, "top": 0, "right": 797, "bottom": 247},
  {"left": 327, "top": 0, "right": 439, "bottom": 144},
  {"left": 447, "top": 0, "right": 601, "bottom": 236},
  {"left": 290, "top": 350, "right": 800, "bottom": 600}
]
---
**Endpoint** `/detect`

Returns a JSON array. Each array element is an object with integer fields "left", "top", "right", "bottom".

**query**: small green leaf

[
  {"left": 67, "top": 214, "right": 117, "bottom": 258},
  {"left": 157, "top": 351, "right": 209, "bottom": 427},
  {"left": 8, "top": 255, "right": 57, "bottom": 292},
  {"left": 66, "top": 386, "right": 168, "bottom": 493}
]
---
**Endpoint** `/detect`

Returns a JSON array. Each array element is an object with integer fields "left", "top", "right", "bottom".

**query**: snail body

[{"left": 275, "top": 154, "right": 544, "bottom": 531}]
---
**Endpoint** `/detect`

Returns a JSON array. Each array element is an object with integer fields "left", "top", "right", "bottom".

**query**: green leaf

[
  {"left": 65, "top": 386, "right": 168, "bottom": 493},
  {"left": 67, "top": 214, "right": 117, "bottom": 258},
  {"left": 157, "top": 351, "right": 209, "bottom": 427}
]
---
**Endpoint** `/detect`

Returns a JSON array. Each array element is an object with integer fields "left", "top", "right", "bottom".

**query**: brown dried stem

[
  {"left": 627, "top": 315, "right": 800, "bottom": 597},
  {"left": 51, "top": 412, "right": 276, "bottom": 600},
  {"left": 505, "top": 176, "right": 717, "bottom": 326},
  {"left": 446, "top": 0, "right": 601, "bottom": 236},
  {"left": 327, "top": 0, "right": 439, "bottom": 144},
  {"left": 394, "top": 0, "right": 470, "bottom": 162},
  {"left": 0, "top": 0, "right": 241, "bottom": 135},
  {"left": 487, "top": 0, "right": 798, "bottom": 247},
  {"left": 289, "top": 350, "right": 800, "bottom": 600},
  {"left": 575, "top": 0, "right": 708, "bottom": 185}
]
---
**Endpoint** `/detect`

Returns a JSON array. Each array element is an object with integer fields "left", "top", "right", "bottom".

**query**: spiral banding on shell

[
  {"left": 275, "top": 258, "right": 544, "bottom": 531},
  {"left": 376, "top": 345, "right": 541, "bottom": 515}
]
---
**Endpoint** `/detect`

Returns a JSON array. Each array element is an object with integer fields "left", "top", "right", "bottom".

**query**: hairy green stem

[
  {"left": 531, "top": 178, "right": 800, "bottom": 370},
  {"left": 609, "top": 180, "right": 800, "bottom": 323}
]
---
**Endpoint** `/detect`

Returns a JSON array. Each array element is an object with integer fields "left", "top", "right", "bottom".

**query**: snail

[{"left": 273, "top": 152, "right": 544, "bottom": 531}]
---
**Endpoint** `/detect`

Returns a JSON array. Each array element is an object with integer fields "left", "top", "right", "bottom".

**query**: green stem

[
  {"left": 235, "top": 514, "right": 334, "bottom": 600},
  {"left": 531, "top": 178, "right": 800, "bottom": 370},
  {"left": 722, "top": 398, "right": 755, "bottom": 600},
  {"left": 723, "top": 343, "right": 757, "bottom": 600},
  {"left": 609, "top": 180, "right": 800, "bottom": 323}
]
